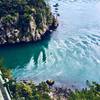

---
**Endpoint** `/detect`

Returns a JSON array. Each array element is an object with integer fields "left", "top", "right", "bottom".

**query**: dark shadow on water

[{"left": 0, "top": 31, "right": 52, "bottom": 69}]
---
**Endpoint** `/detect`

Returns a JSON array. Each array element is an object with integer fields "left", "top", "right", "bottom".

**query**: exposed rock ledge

[
  {"left": 0, "top": 16, "right": 58, "bottom": 45},
  {"left": 0, "top": 0, "right": 59, "bottom": 45}
]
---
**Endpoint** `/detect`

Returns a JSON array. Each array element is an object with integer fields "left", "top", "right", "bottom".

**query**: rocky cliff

[{"left": 0, "top": 0, "right": 58, "bottom": 45}]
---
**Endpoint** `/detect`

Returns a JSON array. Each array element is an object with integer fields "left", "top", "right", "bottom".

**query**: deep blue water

[{"left": 0, "top": 0, "right": 100, "bottom": 89}]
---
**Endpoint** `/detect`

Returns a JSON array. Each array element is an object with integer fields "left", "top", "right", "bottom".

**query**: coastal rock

[
  {"left": 21, "top": 36, "right": 26, "bottom": 42},
  {"left": 0, "top": 0, "right": 59, "bottom": 45},
  {"left": 26, "top": 36, "right": 31, "bottom": 42},
  {"left": 7, "top": 32, "right": 12, "bottom": 38},
  {"left": 0, "top": 37, "right": 7, "bottom": 44},
  {"left": 35, "top": 30, "right": 41, "bottom": 41},
  {"left": 8, "top": 39, "right": 15, "bottom": 44},
  {"left": 16, "top": 38, "right": 20, "bottom": 43},
  {"left": 53, "top": 16, "right": 59, "bottom": 28},
  {"left": 30, "top": 16, "right": 36, "bottom": 38},
  {"left": 13, "top": 29, "right": 20, "bottom": 37}
]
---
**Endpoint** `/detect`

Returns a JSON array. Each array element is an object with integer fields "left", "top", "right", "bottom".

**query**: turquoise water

[{"left": 0, "top": 0, "right": 100, "bottom": 89}]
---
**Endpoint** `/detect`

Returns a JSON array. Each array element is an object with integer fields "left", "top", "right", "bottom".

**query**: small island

[{"left": 0, "top": 0, "right": 58, "bottom": 45}]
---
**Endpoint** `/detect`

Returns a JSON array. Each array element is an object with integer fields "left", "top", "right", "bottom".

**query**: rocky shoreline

[
  {"left": 0, "top": 16, "right": 58, "bottom": 45},
  {"left": 0, "top": 0, "right": 59, "bottom": 45}
]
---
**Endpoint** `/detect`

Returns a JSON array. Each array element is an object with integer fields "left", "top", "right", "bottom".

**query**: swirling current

[{"left": 0, "top": 0, "right": 100, "bottom": 89}]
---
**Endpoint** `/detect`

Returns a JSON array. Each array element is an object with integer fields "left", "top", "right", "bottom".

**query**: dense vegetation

[
  {"left": 68, "top": 81, "right": 100, "bottom": 100},
  {"left": 0, "top": 59, "right": 12, "bottom": 79},
  {"left": 0, "top": 0, "right": 58, "bottom": 44},
  {"left": 0, "top": 0, "right": 53, "bottom": 27},
  {"left": 7, "top": 81, "right": 51, "bottom": 100},
  {"left": 0, "top": 61, "right": 51, "bottom": 100},
  {"left": 0, "top": 61, "right": 100, "bottom": 100}
]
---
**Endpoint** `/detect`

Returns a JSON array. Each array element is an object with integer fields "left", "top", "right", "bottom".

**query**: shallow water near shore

[{"left": 0, "top": 0, "right": 100, "bottom": 89}]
